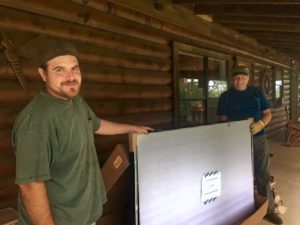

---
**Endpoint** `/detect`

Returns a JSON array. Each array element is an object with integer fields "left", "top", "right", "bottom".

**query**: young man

[
  {"left": 217, "top": 65, "right": 283, "bottom": 225},
  {"left": 12, "top": 38, "right": 153, "bottom": 225}
]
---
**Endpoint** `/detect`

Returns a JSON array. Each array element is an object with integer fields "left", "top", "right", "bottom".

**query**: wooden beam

[
  {"left": 213, "top": 16, "right": 300, "bottom": 26},
  {"left": 258, "top": 40, "right": 300, "bottom": 49},
  {"left": 259, "top": 43, "right": 300, "bottom": 54},
  {"left": 89, "top": 99, "right": 172, "bottom": 117},
  {"left": 174, "top": 0, "right": 300, "bottom": 4},
  {"left": 0, "top": 2, "right": 293, "bottom": 66},
  {"left": 103, "top": 0, "right": 292, "bottom": 65},
  {"left": 0, "top": 0, "right": 169, "bottom": 44},
  {"left": 278, "top": 49, "right": 300, "bottom": 59},
  {"left": 241, "top": 31, "right": 300, "bottom": 43},
  {"left": 226, "top": 24, "right": 300, "bottom": 33},
  {"left": 81, "top": 83, "right": 173, "bottom": 100},
  {"left": 103, "top": 111, "right": 173, "bottom": 127},
  {"left": 195, "top": 4, "right": 300, "bottom": 17}
]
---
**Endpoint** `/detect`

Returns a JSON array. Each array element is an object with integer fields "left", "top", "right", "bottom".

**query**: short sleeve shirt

[
  {"left": 217, "top": 87, "right": 271, "bottom": 136},
  {"left": 12, "top": 91, "right": 107, "bottom": 225}
]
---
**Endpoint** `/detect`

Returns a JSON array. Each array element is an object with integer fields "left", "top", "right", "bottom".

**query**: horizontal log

[
  {"left": 280, "top": 49, "right": 300, "bottom": 59},
  {"left": 0, "top": 178, "right": 18, "bottom": 202},
  {"left": 0, "top": 80, "right": 172, "bottom": 104},
  {"left": 0, "top": 66, "right": 38, "bottom": 81},
  {"left": 267, "top": 127, "right": 286, "bottom": 140},
  {"left": 0, "top": 4, "right": 292, "bottom": 68},
  {"left": 78, "top": 51, "right": 171, "bottom": 72},
  {"left": 254, "top": 62, "right": 266, "bottom": 68},
  {"left": 0, "top": 110, "right": 174, "bottom": 151},
  {"left": 265, "top": 120, "right": 287, "bottom": 132},
  {"left": 0, "top": 160, "right": 15, "bottom": 178},
  {"left": 0, "top": 2, "right": 168, "bottom": 45},
  {"left": 174, "top": 0, "right": 300, "bottom": 4},
  {"left": 267, "top": 125, "right": 287, "bottom": 135},
  {"left": 214, "top": 16, "right": 300, "bottom": 26},
  {"left": 0, "top": 80, "right": 38, "bottom": 105},
  {"left": 283, "top": 80, "right": 290, "bottom": 84},
  {"left": 71, "top": 0, "right": 166, "bottom": 31},
  {"left": 102, "top": 110, "right": 173, "bottom": 127},
  {"left": 271, "top": 115, "right": 287, "bottom": 123},
  {"left": 81, "top": 67, "right": 172, "bottom": 85},
  {"left": 76, "top": 0, "right": 292, "bottom": 67},
  {"left": 0, "top": 65, "right": 172, "bottom": 85},
  {"left": 271, "top": 111, "right": 286, "bottom": 118},
  {"left": 242, "top": 31, "right": 300, "bottom": 44},
  {"left": 0, "top": 199, "right": 17, "bottom": 210},
  {"left": 0, "top": 147, "right": 15, "bottom": 162},
  {"left": 0, "top": 98, "right": 172, "bottom": 128},
  {"left": 81, "top": 83, "right": 173, "bottom": 100},
  {"left": 269, "top": 116, "right": 287, "bottom": 125},
  {"left": 0, "top": 106, "right": 25, "bottom": 129},
  {"left": 271, "top": 106, "right": 286, "bottom": 113},
  {"left": 0, "top": 128, "right": 14, "bottom": 155},
  {"left": 227, "top": 24, "right": 300, "bottom": 33},
  {"left": 195, "top": 4, "right": 300, "bottom": 17},
  {"left": 88, "top": 99, "right": 172, "bottom": 117}
]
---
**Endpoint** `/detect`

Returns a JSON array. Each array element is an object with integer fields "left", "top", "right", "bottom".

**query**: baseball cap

[
  {"left": 232, "top": 65, "right": 249, "bottom": 76},
  {"left": 38, "top": 37, "right": 78, "bottom": 67}
]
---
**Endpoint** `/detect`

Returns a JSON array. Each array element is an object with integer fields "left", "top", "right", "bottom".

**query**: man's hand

[
  {"left": 250, "top": 120, "right": 265, "bottom": 135},
  {"left": 130, "top": 126, "right": 154, "bottom": 134}
]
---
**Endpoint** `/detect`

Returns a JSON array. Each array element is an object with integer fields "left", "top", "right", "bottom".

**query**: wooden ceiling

[{"left": 173, "top": 0, "right": 300, "bottom": 60}]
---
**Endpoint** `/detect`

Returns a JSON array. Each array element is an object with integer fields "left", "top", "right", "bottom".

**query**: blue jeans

[{"left": 253, "top": 135, "right": 275, "bottom": 213}]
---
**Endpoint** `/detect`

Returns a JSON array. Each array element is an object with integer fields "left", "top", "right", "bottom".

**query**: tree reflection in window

[{"left": 208, "top": 80, "right": 227, "bottom": 97}]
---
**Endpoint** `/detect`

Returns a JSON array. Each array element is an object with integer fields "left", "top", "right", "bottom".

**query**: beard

[
  {"left": 61, "top": 80, "right": 80, "bottom": 98},
  {"left": 46, "top": 80, "right": 81, "bottom": 100}
]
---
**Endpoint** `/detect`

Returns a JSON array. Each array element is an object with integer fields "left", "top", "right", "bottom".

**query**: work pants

[{"left": 253, "top": 134, "right": 275, "bottom": 213}]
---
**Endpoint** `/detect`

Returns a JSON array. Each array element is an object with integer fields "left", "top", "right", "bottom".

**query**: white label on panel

[{"left": 201, "top": 171, "right": 221, "bottom": 203}]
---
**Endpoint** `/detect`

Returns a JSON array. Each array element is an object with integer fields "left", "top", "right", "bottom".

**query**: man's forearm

[
  {"left": 19, "top": 181, "right": 55, "bottom": 225},
  {"left": 95, "top": 119, "right": 153, "bottom": 135},
  {"left": 262, "top": 109, "right": 272, "bottom": 126}
]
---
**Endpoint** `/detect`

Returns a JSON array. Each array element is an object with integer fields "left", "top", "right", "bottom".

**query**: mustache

[{"left": 61, "top": 80, "right": 79, "bottom": 85}]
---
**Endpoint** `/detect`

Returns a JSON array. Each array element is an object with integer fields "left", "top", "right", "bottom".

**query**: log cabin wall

[
  {"left": 0, "top": 0, "right": 295, "bottom": 223},
  {"left": 297, "top": 71, "right": 300, "bottom": 120},
  {"left": 252, "top": 62, "right": 291, "bottom": 139}
]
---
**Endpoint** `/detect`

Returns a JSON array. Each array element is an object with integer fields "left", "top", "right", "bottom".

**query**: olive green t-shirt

[{"left": 12, "top": 91, "right": 107, "bottom": 225}]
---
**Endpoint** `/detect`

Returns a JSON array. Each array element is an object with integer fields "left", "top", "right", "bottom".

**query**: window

[
  {"left": 173, "top": 42, "right": 230, "bottom": 127},
  {"left": 273, "top": 67, "right": 283, "bottom": 107},
  {"left": 178, "top": 53, "right": 205, "bottom": 127},
  {"left": 208, "top": 58, "right": 227, "bottom": 98},
  {"left": 208, "top": 80, "right": 227, "bottom": 97}
]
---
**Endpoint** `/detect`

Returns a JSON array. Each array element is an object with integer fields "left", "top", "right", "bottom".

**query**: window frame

[
  {"left": 273, "top": 66, "right": 284, "bottom": 107},
  {"left": 173, "top": 41, "right": 231, "bottom": 128}
]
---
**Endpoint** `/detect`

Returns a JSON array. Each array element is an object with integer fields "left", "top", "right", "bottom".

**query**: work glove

[{"left": 250, "top": 120, "right": 265, "bottom": 135}]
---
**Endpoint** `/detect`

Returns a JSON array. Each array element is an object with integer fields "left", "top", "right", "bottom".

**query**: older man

[{"left": 217, "top": 65, "right": 283, "bottom": 225}]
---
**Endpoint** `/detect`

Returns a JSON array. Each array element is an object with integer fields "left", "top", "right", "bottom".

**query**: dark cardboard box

[
  {"left": 0, "top": 207, "right": 18, "bottom": 225},
  {"left": 234, "top": 194, "right": 268, "bottom": 225},
  {"left": 101, "top": 144, "right": 130, "bottom": 192},
  {"left": 97, "top": 210, "right": 127, "bottom": 225}
]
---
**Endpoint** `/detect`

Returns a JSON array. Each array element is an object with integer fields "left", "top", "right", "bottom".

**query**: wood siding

[{"left": 0, "top": 0, "right": 295, "bottom": 222}]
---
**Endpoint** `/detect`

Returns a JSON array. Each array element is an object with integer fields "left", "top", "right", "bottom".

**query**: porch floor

[{"left": 259, "top": 139, "right": 300, "bottom": 225}]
